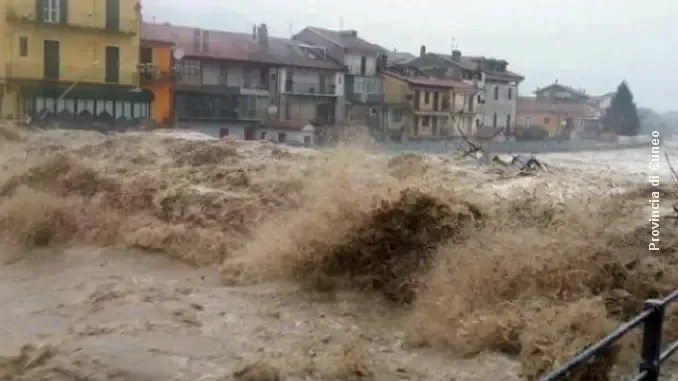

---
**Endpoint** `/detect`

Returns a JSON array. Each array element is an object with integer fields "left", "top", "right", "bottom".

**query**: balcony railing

[
  {"left": 138, "top": 64, "right": 180, "bottom": 85},
  {"left": 284, "top": 82, "right": 336, "bottom": 96},
  {"left": 347, "top": 92, "right": 384, "bottom": 104},
  {"left": 6, "top": 62, "right": 140, "bottom": 86},
  {"left": 5, "top": 6, "right": 138, "bottom": 35}
]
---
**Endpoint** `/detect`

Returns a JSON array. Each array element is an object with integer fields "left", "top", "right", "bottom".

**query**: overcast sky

[{"left": 142, "top": 0, "right": 677, "bottom": 112}]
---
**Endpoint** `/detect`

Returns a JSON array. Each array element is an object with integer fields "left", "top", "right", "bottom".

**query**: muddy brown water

[{"left": 0, "top": 247, "right": 520, "bottom": 381}]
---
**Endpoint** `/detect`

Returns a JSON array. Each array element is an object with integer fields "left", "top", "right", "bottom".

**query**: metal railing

[
  {"left": 539, "top": 290, "right": 678, "bottom": 381},
  {"left": 284, "top": 81, "right": 336, "bottom": 95}
]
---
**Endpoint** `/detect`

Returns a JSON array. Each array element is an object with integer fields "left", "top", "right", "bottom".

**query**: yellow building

[
  {"left": 383, "top": 70, "right": 478, "bottom": 139},
  {"left": 0, "top": 0, "right": 152, "bottom": 125}
]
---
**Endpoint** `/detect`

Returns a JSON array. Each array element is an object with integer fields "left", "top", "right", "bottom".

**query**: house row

[
  {"left": 515, "top": 81, "right": 616, "bottom": 140},
  {"left": 0, "top": 0, "right": 528, "bottom": 144}
]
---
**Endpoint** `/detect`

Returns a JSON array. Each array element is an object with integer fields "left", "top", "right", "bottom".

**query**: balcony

[
  {"left": 347, "top": 92, "right": 384, "bottom": 104},
  {"left": 6, "top": 6, "right": 138, "bottom": 35},
  {"left": 241, "top": 81, "right": 269, "bottom": 96},
  {"left": 138, "top": 64, "right": 180, "bottom": 85},
  {"left": 284, "top": 82, "right": 337, "bottom": 96},
  {"left": 5, "top": 62, "right": 140, "bottom": 86}
]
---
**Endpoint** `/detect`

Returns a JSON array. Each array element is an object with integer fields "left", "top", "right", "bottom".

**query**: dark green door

[
  {"left": 43, "top": 40, "right": 60, "bottom": 80},
  {"left": 105, "top": 0, "right": 120, "bottom": 31},
  {"left": 105, "top": 46, "right": 120, "bottom": 83}
]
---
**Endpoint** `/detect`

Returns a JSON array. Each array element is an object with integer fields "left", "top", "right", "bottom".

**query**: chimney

[
  {"left": 451, "top": 49, "right": 461, "bottom": 61},
  {"left": 258, "top": 23, "right": 269, "bottom": 48},
  {"left": 202, "top": 30, "right": 209, "bottom": 52},
  {"left": 252, "top": 25, "right": 257, "bottom": 40},
  {"left": 419, "top": 45, "right": 426, "bottom": 57},
  {"left": 193, "top": 28, "right": 200, "bottom": 52},
  {"left": 339, "top": 30, "right": 358, "bottom": 37}
]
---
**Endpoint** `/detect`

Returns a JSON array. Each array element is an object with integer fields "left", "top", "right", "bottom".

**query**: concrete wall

[
  {"left": 345, "top": 54, "right": 377, "bottom": 76},
  {"left": 383, "top": 74, "right": 408, "bottom": 105},
  {"left": 180, "top": 123, "right": 314, "bottom": 145},
  {"left": 3, "top": 0, "right": 140, "bottom": 85},
  {"left": 141, "top": 43, "right": 172, "bottom": 124},
  {"left": 483, "top": 81, "right": 517, "bottom": 130}
]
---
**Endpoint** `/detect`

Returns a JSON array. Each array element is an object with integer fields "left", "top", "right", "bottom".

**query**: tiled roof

[
  {"left": 517, "top": 97, "right": 598, "bottom": 118},
  {"left": 142, "top": 22, "right": 344, "bottom": 70},
  {"left": 535, "top": 83, "right": 589, "bottom": 97},
  {"left": 429, "top": 53, "right": 524, "bottom": 80},
  {"left": 142, "top": 22, "right": 277, "bottom": 63},
  {"left": 303, "top": 27, "right": 387, "bottom": 55},
  {"left": 266, "top": 37, "right": 344, "bottom": 70},
  {"left": 386, "top": 72, "right": 475, "bottom": 91},
  {"left": 386, "top": 51, "right": 417, "bottom": 65}
]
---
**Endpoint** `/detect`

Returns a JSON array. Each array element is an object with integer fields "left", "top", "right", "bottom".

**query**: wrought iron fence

[{"left": 539, "top": 290, "right": 678, "bottom": 381}]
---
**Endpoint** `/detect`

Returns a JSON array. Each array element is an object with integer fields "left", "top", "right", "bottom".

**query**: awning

[{"left": 20, "top": 83, "right": 154, "bottom": 102}]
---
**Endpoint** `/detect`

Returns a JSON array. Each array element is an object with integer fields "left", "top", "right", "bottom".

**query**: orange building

[{"left": 139, "top": 37, "right": 175, "bottom": 125}]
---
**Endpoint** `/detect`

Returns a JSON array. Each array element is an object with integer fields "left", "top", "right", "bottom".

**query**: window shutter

[
  {"left": 60, "top": 0, "right": 68, "bottom": 24},
  {"left": 35, "top": 0, "right": 44, "bottom": 23}
]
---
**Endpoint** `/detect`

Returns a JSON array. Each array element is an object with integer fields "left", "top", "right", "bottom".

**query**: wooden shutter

[
  {"left": 35, "top": 0, "right": 44, "bottom": 23},
  {"left": 59, "top": 0, "right": 68, "bottom": 25}
]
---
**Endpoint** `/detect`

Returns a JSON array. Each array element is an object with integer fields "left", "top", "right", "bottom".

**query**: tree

[{"left": 601, "top": 81, "right": 641, "bottom": 136}]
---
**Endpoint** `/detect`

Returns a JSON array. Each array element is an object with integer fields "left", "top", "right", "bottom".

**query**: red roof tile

[
  {"left": 142, "top": 22, "right": 275, "bottom": 63},
  {"left": 386, "top": 72, "right": 475, "bottom": 91}
]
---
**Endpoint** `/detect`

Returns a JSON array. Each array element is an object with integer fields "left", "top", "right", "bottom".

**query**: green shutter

[
  {"left": 59, "top": 0, "right": 68, "bottom": 25},
  {"left": 35, "top": 0, "right": 44, "bottom": 23}
]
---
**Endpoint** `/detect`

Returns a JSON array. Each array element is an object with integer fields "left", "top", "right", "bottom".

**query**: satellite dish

[{"left": 172, "top": 47, "right": 185, "bottom": 60}]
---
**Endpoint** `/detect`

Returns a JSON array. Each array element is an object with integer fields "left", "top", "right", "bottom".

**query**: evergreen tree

[{"left": 601, "top": 81, "right": 641, "bottom": 136}]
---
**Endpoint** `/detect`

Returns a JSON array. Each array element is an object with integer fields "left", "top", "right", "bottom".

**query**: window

[
  {"left": 105, "top": 0, "right": 120, "bottom": 31},
  {"left": 278, "top": 133, "right": 287, "bottom": 143},
  {"left": 424, "top": 92, "right": 430, "bottom": 104},
  {"left": 494, "top": 86, "right": 499, "bottom": 100},
  {"left": 140, "top": 47, "right": 152, "bottom": 64},
  {"left": 177, "top": 60, "right": 201, "bottom": 85},
  {"left": 543, "top": 117, "right": 551, "bottom": 125},
  {"left": 422, "top": 116, "right": 430, "bottom": 126},
  {"left": 105, "top": 46, "right": 120, "bottom": 84},
  {"left": 506, "top": 114, "right": 511, "bottom": 132},
  {"left": 493, "top": 112, "right": 497, "bottom": 127},
  {"left": 42, "top": 0, "right": 61, "bottom": 23},
  {"left": 260, "top": 131, "right": 267, "bottom": 140},
  {"left": 508, "top": 87, "right": 513, "bottom": 100},
  {"left": 391, "top": 108, "right": 402, "bottom": 123},
  {"left": 43, "top": 40, "right": 60, "bottom": 80},
  {"left": 525, "top": 116, "right": 532, "bottom": 128},
  {"left": 18, "top": 37, "right": 28, "bottom": 57},
  {"left": 303, "top": 135, "right": 312, "bottom": 147}
]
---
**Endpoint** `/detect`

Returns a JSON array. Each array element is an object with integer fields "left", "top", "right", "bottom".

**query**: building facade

[
  {"left": 0, "top": 0, "right": 152, "bottom": 126},
  {"left": 143, "top": 22, "right": 277, "bottom": 140},
  {"left": 407, "top": 47, "right": 524, "bottom": 137},
  {"left": 139, "top": 34, "right": 175, "bottom": 125},
  {"left": 516, "top": 96, "right": 599, "bottom": 140},
  {"left": 265, "top": 35, "right": 345, "bottom": 142},
  {"left": 383, "top": 67, "right": 476, "bottom": 140},
  {"left": 292, "top": 27, "right": 387, "bottom": 135}
]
